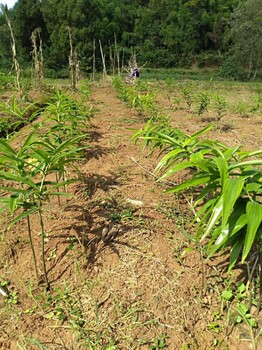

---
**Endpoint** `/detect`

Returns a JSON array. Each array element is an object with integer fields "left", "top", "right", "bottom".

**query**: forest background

[{"left": 0, "top": 0, "right": 262, "bottom": 81}]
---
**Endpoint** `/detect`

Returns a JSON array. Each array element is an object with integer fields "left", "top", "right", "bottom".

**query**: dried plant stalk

[
  {"left": 68, "top": 26, "right": 79, "bottom": 91},
  {"left": 31, "top": 28, "right": 44, "bottom": 87},
  {"left": 1, "top": 5, "right": 22, "bottom": 96},
  {"left": 99, "top": 39, "right": 107, "bottom": 81}
]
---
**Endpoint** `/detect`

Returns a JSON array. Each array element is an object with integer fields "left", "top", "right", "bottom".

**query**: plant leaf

[
  {"left": 8, "top": 208, "right": 37, "bottom": 229},
  {"left": 242, "top": 201, "right": 262, "bottom": 262},
  {"left": 222, "top": 178, "right": 244, "bottom": 227},
  {"left": 229, "top": 239, "right": 243, "bottom": 271}
]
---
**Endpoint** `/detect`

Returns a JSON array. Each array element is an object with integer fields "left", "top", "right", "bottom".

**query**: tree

[
  {"left": 11, "top": 0, "right": 47, "bottom": 61},
  {"left": 226, "top": 0, "right": 262, "bottom": 79},
  {"left": 0, "top": 8, "right": 12, "bottom": 69}
]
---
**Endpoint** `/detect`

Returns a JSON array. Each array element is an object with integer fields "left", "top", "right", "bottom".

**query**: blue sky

[{"left": 1, "top": 0, "right": 17, "bottom": 8}]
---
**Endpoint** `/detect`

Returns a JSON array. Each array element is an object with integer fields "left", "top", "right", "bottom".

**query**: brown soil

[{"left": 0, "top": 82, "right": 261, "bottom": 350}]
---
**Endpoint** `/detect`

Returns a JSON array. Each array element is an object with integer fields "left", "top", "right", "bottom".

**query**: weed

[
  {"left": 6, "top": 291, "right": 19, "bottom": 304},
  {"left": 0, "top": 73, "right": 15, "bottom": 90},
  {"left": 149, "top": 333, "right": 168, "bottom": 349},
  {"left": 236, "top": 102, "right": 250, "bottom": 118},
  {"left": 110, "top": 208, "right": 134, "bottom": 223},
  {"left": 0, "top": 96, "right": 41, "bottom": 138}
]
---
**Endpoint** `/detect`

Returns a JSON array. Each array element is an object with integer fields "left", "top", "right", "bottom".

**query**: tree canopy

[{"left": 0, "top": 0, "right": 261, "bottom": 79}]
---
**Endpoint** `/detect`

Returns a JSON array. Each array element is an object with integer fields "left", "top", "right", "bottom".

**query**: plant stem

[
  {"left": 257, "top": 249, "right": 262, "bottom": 315},
  {"left": 200, "top": 245, "right": 205, "bottom": 299},
  {"left": 55, "top": 172, "right": 61, "bottom": 206},
  {"left": 38, "top": 203, "right": 50, "bottom": 290},
  {"left": 26, "top": 214, "right": 38, "bottom": 279}
]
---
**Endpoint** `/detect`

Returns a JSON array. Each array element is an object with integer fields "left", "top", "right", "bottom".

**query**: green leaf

[
  {"left": 195, "top": 197, "right": 217, "bottom": 222},
  {"left": 189, "top": 124, "right": 214, "bottom": 139},
  {"left": 221, "top": 290, "right": 233, "bottom": 301},
  {"left": 180, "top": 247, "right": 194, "bottom": 258},
  {"left": 207, "top": 202, "right": 247, "bottom": 260},
  {"left": 200, "top": 196, "right": 223, "bottom": 242},
  {"left": 236, "top": 302, "right": 248, "bottom": 316},
  {"left": 214, "top": 157, "right": 228, "bottom": 189},
  {"left": 8, "top": 208, "right": 37, "bottom": 229},
  {"left": 159, "top": 161, "right": 193, "bottom": 180},
  {"left": 242, "top": 201, "right": 262, "bottom": 262},
  {"left": 9, "top": 195, "right": 18, "bottom": 215},
  {"left": 229, "top": 159, "right": 262, "bottom": 170},
  {"left": 0, "top": 138, "right": 16, "bottom": 154},
  {"left": 0, "top": 203, "right": 9, "bottom": 214},
  {"left": 154, "top": 149, "right": 184, "bottom": 173},
  {"left": 222, "top": 178, "right": 244, "bottom": 227},
  {"left": 228, "top": 239, "right": 243, "bottom": 271},
  {"left": 245, "top": 182, "right": 262, "bottom": 193},
  {"left": 166, "top": 175, "right": 211, "bottom": 193},
  {"left": 24, "top": 338, "right": 49, "bottom": 350},
  {"left": 194, "top": 183, "right": 216, "bottom": 207},
  {"left": 223, "top": 146, "right": 240, "bottom": 160}
]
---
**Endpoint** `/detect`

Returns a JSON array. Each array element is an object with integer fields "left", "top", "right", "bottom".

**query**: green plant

[
  {"left": 110, "top": 208, "right": 134, "bottom": 223},
  {"left": 0, "top": 73, "right": 15, "bottom": 90},
  {"left": 113, "top": 77, "right": 157, "bottom": 117},
  {"left": 149, "top": 333, "right": 168, "bottom": 350},
  {"left": 0, "top": 96, "right": 41, "bottom": 138},
  {"left": 196, "top": 91, "right": 210, "bottom": 115},
  {"left": 235, "top": 102, "right": 250, "bottom": 118},
  {"left": 212, "top": 94, "right": 227, "bottom": 120},
  {"left": 180, "top": 82, "right": 195, "bottom": 110},
  {"left": 6, "top": 291, "right": 19, "bottom": 304},
  {"left": 134, "top": 121, "right": 262, "bottom": 311},
  {"left": 0, "top": 127, "right": 86, "bottom": 289},
  {"left": 18, "top": 337, "right": 49, "bottom": 350},
  {"left": 44, "top": 89, "right": 90, "bottom": 142}
]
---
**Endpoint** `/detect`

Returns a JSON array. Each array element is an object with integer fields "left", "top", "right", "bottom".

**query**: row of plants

[
  {"left": 0, "top": 88, "right": 92, "bottom": 290},
  {"left": 113, "top": 77, "right": 262, "bottom": 345},
  {"left": 134, "top": 120, "right": 262, "bottom": 272},
  {"left": 112, "top": 77, "right": 157, "bottom": 117},
  {"left": 0, "top": 95, "right": 46, "bottom": 138},
  {"left": 113, "top": 76, "right": 261, "bottom": 121},
  {"left": 133, "top": 119, "right": 262, "bottom": 346},
  {"left": 174, "top": 80, "right": 262, "bottom": 119}
]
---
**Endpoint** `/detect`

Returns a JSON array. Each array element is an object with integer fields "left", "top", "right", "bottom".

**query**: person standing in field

[{"left": 130, "top": 67, "right": 140, "bottom": 79}]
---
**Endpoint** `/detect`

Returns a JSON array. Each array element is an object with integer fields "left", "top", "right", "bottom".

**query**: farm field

[{"left": 0, "top": 76, "right": 261, "bottom": 350}]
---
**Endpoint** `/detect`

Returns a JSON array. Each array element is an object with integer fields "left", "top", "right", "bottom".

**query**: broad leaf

[
  {"left": 222, "top": 178, "right": 244, "bottom": 227},
  {"left": 229, "top": 239, "right": 243, "bottom": 271},
  {"left": 166, "top": 175, "right": 211, "bottom": 193},
  {"left": 242, "top": 201, "right": 262, "bottom": 262},
  {"left": 200, "top": 195, "right": 223, "bottom": 242}
]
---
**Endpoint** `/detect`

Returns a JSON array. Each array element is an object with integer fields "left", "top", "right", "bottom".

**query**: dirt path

[{"left": 0, "top": 83, "right": 256, "bottom": 350}]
